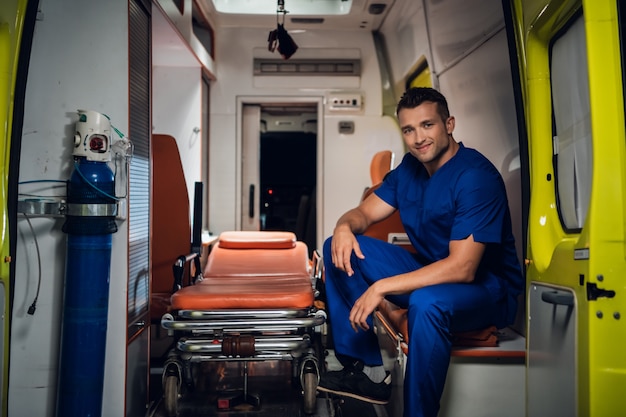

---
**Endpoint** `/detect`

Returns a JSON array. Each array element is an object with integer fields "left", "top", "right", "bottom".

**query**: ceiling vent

[
  {"left": 368, "top": 3, "right": 387, "bottom": 15},
  {"left": 253, "top": 59, "right": 361, "bottom": 76},
  {"left": 291, "top": 17, "right": 325, "bottom": 24}
]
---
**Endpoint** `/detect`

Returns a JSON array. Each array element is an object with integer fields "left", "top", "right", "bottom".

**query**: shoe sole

[{"left": 317, "top": 385, "right": 389, "bottom": 405}]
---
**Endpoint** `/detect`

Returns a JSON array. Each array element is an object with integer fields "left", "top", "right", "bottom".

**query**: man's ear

[{"left": 446, "top": 116, "right": 455, "bottom": 134}]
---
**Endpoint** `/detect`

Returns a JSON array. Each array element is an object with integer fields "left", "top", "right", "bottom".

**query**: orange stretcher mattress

[{"left": 170, "top": 231, "right": 314, "bottom": 310}]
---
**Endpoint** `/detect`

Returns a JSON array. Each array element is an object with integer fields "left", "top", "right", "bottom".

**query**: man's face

[{"left": 398, "top": 101, "right": 456, "bottom": 175}]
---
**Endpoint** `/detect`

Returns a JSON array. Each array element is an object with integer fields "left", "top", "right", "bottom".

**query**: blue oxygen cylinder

[{"left": 57, "top": 111, "right": 118, "bottom": 417}]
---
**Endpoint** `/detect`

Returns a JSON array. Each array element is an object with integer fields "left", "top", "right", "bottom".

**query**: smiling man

[{"left": 318, "top": 87, "right": 524, "bottom": 417}]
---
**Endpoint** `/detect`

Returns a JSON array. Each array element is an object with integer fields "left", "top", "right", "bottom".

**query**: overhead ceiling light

[{"left": 212, "top": 0, "right": 353, "bottom": 15}]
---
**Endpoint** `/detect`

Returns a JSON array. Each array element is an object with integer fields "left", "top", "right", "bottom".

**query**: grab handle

[
  {"left": 541, "top": 290, "right": 574, "bottom": 306},
  {"left": 248, "top": 184, "right": 255, "bottom": 218}
]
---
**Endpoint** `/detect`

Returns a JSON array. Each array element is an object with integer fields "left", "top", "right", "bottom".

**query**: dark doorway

[{"left": 260, "top": 131, "right": 316, "bottom": 252}]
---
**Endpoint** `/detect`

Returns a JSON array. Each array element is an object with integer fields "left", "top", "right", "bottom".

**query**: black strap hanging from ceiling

[{"left": 267, "top": 0, "right": 298, "bottom": 59}]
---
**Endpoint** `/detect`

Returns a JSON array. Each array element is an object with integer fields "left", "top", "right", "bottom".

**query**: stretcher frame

[{"left": 160, "top": 231, "right": 326, "bottom": 416}]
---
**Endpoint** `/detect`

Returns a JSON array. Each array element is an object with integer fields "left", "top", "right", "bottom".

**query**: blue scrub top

[{"left": 375, "top": 143, "right": 524, "bottom": 317}]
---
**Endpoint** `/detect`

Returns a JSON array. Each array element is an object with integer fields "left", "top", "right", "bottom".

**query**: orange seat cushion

[
  {"left": 377, "top": 299, "right": 498, "bottom": 349},
  {"left": 171, "top": 231, "right": 313, "bottom": 310},
  {"left": 217, "top": 230, "right": 296, "bottom": 249},
  {"left": 171, "top": 275, "right": 314, "bottom": 310},
  {"left": 204, "top": 240, "right": 310, "bottom": 277},
  {"left": 151, "top": 134, "right": 192, "bottom": 320}
]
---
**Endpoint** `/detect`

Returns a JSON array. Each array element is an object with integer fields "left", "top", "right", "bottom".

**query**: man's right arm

[{"left": 330, "top": 193, "right": 396, "bottom": 275}]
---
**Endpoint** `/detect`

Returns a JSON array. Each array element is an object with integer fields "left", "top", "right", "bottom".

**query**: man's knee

[
  {"left": 407, "top": 288, "right": 451, "bottom": 327},
  {"left": 323, "top": 236, "right": 332, "bottom": 259}
]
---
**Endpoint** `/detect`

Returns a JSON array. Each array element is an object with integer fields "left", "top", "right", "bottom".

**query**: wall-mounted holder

[{"left": 18, "top": 200, "right": 119, "bottom": 218}]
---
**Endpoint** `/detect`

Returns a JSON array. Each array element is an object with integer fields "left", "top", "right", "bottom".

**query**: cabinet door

[
  {"left": 127, "top": 0, "right": 151, "bottom": 414},
  {"left": 527, "top": 284, "right": 576, "bottom": 417}
]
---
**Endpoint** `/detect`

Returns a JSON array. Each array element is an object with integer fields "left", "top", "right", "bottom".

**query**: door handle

[
  {"left": 541, "top": 290, "right": 574, "bottom": 306},
  {"left": 249, "top": 184, "right": 255, "bottom": 218}
]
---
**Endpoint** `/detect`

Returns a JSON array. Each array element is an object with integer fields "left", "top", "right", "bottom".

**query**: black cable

[{"left": 22, "top": 214, "right": 41, "bottom": 315}]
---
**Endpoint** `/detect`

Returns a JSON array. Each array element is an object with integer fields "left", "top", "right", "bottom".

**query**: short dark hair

[{"left": 396, "top": 87, "right": 450, "bottom": 122}]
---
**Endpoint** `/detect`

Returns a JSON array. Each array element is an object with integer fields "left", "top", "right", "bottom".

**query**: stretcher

[{"left": 160, "top": 230, "right": 325, "bottom": 416}]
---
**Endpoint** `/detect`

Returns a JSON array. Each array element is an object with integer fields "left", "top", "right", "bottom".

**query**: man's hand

[
  {"left": 349, "top": 282, "right": 384, "bottom": 331},
  {"left": 330, "top": 194, "right": 395, "bottom": 276},
  {"left": 331, "top": 225, "right": 365, "bottom": 276}
]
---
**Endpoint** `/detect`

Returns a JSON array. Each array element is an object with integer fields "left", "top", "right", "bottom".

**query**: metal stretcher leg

[{"left": 216, "top": 361, "right": 261, "bottom": 410}]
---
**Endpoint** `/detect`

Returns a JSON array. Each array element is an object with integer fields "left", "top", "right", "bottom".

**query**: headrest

[
  {"left": 218, "top": 231, "right": 297, "bottom": 249},
  {"left": 370, "top": 150, "right": 394, "bottom": 185}
]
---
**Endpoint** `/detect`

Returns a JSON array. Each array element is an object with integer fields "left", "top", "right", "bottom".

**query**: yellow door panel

[
  {"left": 0, "top": 0, "right": 30, "bottom": 414},
  {"left": 511, "top": 0, "right": 626, "bottom": 415}
]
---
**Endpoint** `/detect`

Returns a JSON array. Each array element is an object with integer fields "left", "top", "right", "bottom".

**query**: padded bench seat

[
  {"left": 170, "top": 231, "right": 314, "bottom": 310},
  {"left": 375, "top": 299, "right": 525, "bottom": 358}
]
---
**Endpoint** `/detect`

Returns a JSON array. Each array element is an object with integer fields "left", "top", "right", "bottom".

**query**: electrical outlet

[{"left": 328, "top": 94, "right": 362, "bottom": 111}]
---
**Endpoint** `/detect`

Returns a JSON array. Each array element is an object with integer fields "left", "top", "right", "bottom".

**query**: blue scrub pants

[{"left": 323, "top": 235, "right": 508, "bottom": 417}]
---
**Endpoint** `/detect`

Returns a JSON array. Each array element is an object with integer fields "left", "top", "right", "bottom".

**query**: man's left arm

[
  {"left": 349, "top": 166, "right": 505, "bottom": 331},
  {"left": 348, "top": 235, "right": 485, "bottom": 331}
]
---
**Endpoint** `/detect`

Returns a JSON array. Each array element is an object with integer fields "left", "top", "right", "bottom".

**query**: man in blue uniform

[{"left": 318, "top": 87, "right": 523, "bottom": 417}]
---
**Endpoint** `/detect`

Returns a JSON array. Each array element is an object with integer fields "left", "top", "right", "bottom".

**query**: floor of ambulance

[{"left": 146, "top": 348, "right": 387, "bottom": 417}]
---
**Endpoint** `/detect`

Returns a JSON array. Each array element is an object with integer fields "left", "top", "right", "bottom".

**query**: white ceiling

[
  {"left": 152, "top": 0, "right": 396, "bottom": 68},
  {"left": 202, "top": 0, "right": 395, "bottom": 31}
]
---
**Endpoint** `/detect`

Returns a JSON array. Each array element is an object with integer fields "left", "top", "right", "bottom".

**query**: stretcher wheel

[
  {"left": 163, "top": 374, "right": 179, "bottom": 417},
  {"left": 302, "top": 371, "right": 317, "bottom": 414}
]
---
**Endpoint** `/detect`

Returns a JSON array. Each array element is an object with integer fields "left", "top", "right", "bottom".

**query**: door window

[{"left": 550, "top": 15, "right": 592, "bottom": 231}]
